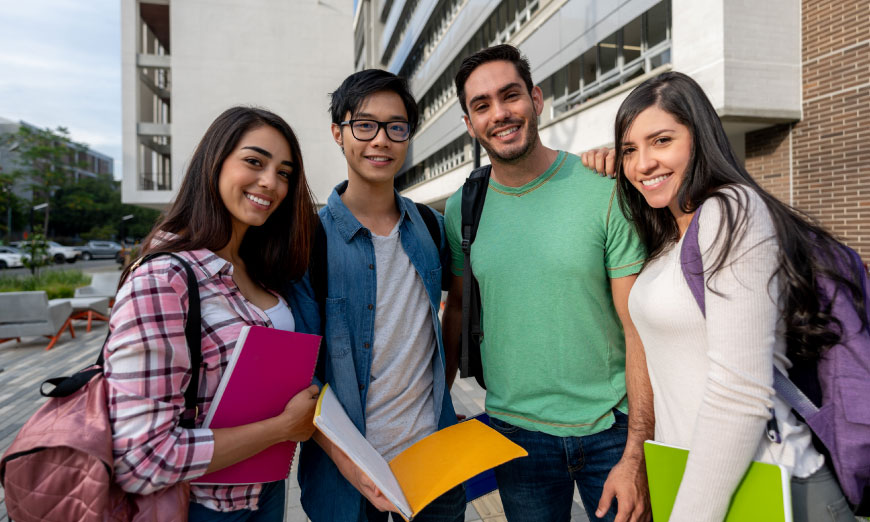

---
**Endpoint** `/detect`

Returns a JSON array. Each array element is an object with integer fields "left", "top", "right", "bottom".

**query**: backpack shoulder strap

[
  {"left": 310, "top": 219, "right": 328, "bottom": 308},
  {"left": 461, "top": 165, "right": 492, "bottom": 254},
  {"left": 459, "top": 165, "right": 491, "bottom": 387},
  {"left": 309, "top": 219, "right": 328, "bottom": 383},
  {"left": 678, "top": 207, "right": 814, "bottom": 424},
  {"left": 80, "top": 252, "right": 203, "bottom": 428},
  {"left": 415, "top": 202, "right": 441, "bottom": 249},
  {"left": 679, "top": 208, "right": 706, "bottom": 316}
]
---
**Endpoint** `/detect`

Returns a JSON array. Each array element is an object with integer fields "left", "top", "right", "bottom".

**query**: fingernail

[{"left": 595, "top": 510, "right": 603, "bottom": 517}]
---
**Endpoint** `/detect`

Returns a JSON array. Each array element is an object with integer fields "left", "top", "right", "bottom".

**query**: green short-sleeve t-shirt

[{"left": 445, "top": 151, "right": 644, "bottom": 437}]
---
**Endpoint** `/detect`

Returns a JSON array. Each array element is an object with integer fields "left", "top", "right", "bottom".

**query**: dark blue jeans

[
  {"left": 490, "top": 410, "right": 629, "bottom": 522},
  {"left": 188, "top": 480, "right": 286, "bottom": 522},
  {"left": 364, "top": 484, "right": 466, "bottom": 522}
]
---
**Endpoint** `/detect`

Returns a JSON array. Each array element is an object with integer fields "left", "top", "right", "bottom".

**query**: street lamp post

[
  {"left": 120, "top": 214, "right": 134, "bottom": 244},
  {"left": 30, "top": 202, "right": 48, "bottom": 235}
]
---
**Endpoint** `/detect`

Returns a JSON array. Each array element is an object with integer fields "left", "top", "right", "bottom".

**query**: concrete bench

[
  {"left": 74, "top": 272, "right": 121, "bottom": 305},
  {"left": 51, "top": 296, "right": 110, "bottom": 332},
  {"left": 0, "top": 291, "right": 75, "bottom": 350}
]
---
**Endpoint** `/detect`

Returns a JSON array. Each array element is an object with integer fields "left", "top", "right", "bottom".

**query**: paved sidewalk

[{"left": 0, "top": 324, "right": 589, "bottom": 522}]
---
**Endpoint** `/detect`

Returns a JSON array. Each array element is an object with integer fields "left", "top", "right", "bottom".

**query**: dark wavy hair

[
  {"left": 613, "top": 71, "right": 867, "bottom": 362},
  {"left": 454, "top": 44, "right": 534, "bottom": 115},
  {"left": 136, "top": 106, "right": 316, "bottom": 290}
]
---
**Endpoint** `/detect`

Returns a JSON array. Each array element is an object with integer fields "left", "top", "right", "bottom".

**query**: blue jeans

[
  {"left": 188, "top": 480, "right": 286, "bottom": 522},
  {"left": 364, "top": 484, "right": 466, "bottom": 522},
  {"left": 490, "top": 410, "right": 629, "bottom": 522}
]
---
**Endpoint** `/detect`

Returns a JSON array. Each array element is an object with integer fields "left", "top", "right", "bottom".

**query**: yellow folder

[{"left": 313, "top": 384, "right": 527, "bottom": 520}]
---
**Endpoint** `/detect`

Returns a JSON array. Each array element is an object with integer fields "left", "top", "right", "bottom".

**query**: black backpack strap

[
  {"left": 415, "top": 202, "right": 442, "bottom": 250},
  {"left": 49, "top": 252, "right": 204, "bottom": 429},
  {"left": 460, "top": 165, "right": 491, "bottom": 388},
  {"left": 309, "top": 219, "right": 328, "bottom": 383}
]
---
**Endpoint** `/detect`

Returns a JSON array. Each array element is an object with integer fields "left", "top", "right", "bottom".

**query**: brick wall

[{"left": 745, "top": 0, "right": 870, "bottom": 259}]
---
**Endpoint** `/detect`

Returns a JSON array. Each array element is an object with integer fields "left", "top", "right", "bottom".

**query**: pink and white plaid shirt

[{"left": 104, "top": 248, "right": 279, "bottom": 512}]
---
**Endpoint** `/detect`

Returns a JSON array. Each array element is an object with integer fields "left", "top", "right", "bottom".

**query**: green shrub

[{"left": 0, "top": 270, "right": 91, "bottom": 299}]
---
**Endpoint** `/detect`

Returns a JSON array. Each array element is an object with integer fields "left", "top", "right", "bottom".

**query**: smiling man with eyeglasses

[{"left": 289, "top": 69, "right": 464, "bottom": 522}]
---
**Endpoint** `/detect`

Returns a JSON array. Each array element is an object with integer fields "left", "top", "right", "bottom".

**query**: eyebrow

[
  {"left": 623, "top": 128, "right": 677, "bottom": 146},
  {"left": 468, "top": 82, "right": 524, "bottom": 107},
  {"left": 354, "top": 112, "right": 408, "bottom": 121},
  {"left": 241, "top": 146, "right": 295, "bottom": 167}
]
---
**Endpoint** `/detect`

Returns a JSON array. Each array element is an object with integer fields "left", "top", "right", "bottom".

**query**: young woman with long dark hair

[
  {"left": 614, "top": 72, "right": 860, "bottom": 521},
  {"left": 104, "top": 106, "right": 319, "bottom": 521}
]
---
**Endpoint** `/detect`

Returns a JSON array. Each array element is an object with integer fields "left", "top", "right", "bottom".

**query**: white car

[
  {"left": 0, "top": 246, "right": 25, "bottom": 269},
  {"left": 46, "top": 241, "right": 81, "bottom": 264}
]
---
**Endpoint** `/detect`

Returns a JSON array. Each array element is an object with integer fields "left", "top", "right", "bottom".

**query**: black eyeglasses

[{"left": 340, "top": 119, "right": 411, "bottom": 142}]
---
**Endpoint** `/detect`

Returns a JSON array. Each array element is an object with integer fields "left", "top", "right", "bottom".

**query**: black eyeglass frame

[{"left": 339, "top": 119, "right": 412, "bottom": 142}]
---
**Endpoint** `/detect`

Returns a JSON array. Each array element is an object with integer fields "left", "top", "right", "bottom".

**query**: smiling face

[
  {"left": 332, "top": 89, "right": 410, "bottom": 187},
  {"left": 461, "top": 60, "right": 543, "bottom": 164},
  {"left": 218, "top": 125, "right": 294, "bottom": 235},
  {"left": 621, "top": 105, "right": 693, "bottom": 217}
]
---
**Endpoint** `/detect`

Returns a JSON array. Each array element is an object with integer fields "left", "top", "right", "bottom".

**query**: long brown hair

[{"left": 137, "top": 106, "right": 315, "bottom": 290}]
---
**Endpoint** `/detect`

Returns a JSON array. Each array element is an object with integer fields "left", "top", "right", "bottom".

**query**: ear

[
  {"left": 463, "top": 115, "right": 477, "bottom": 139},
  {"left": 331, "top": 123, "right": 343, "bottom": 147},
  {"left": 531, "top": 85, "right": 544, "bottom": 117}
]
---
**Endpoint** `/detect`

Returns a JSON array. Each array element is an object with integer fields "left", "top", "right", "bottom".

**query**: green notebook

[{"left": 644, "top": 440, "right": 793, "bottom": 522}]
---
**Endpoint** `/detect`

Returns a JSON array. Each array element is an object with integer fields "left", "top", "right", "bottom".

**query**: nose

[
  {"left": 492, "top": 100, "right": 511, "bottom": 122},
  {"left": 635, "top": 146, "right": 657, "bottom": 174},
  {"left": 370, "top": 124, "right": 391, "bottom": 147},
  {"left": 258, "top": 168, "right": 280, "bottom": 190}
]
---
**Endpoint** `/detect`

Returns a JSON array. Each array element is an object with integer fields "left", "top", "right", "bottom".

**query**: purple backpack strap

[{"left": 678, "top": 206, "right": 816, "bottom": 418}]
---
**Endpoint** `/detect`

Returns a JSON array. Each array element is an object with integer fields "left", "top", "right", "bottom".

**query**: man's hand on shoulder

[
  {"left": 596, "top": 455, "right": 651, "bottom": 522},
  {"left": 580, "top": 147, "right": 617, "bottom": 178}
]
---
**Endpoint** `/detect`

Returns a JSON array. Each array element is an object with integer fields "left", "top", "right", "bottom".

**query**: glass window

[
  {"left": 623, "top": 15, "right": 642, "bottom": 63},
  {"left": 553, "top": 68, "right": 567, "bottom": 99},
  {"left": 581, "top": 46, "right": 597, "bottom": 86},
  {"left": 599, "top": 32, "right": 618, "bottom": 75},
  {"left": 508, "top": 0, "right": 518, "bottom": 20},
  {"left": 567, "top": 57, "right": 582, "bottom": 93},
  {"left": 650, "top": 48, "right": 671, "bottom": 69},
  {"left": 646, "top": 0, "right": 669, "bottom": 49}
]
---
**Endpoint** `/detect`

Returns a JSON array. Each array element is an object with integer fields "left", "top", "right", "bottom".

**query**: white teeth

[
  {"left": 642, "top": 175, "right": 670, "bottom": 186},
  {"left": 245, "top": 193, "right": 271, "bottom": 206},
  {"left": 494, "top": 127, "right": 519, "bottom": 138},
  {"left": 368, "top": 156, "right": 390, "bottom": 162}
]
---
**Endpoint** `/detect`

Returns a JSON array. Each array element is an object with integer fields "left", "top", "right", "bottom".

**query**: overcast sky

[{"left": 0, "top": 0, "right": 122, "bottom": 177}]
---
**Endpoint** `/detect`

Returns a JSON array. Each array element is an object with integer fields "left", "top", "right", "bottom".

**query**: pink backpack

[{"left": 0, "top": 253, "right": 202, "bottom": 521}]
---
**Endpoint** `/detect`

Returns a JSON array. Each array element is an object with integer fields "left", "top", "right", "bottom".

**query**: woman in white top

[{"left": 611, "top": 72, "right": 859, "bottom": 521}]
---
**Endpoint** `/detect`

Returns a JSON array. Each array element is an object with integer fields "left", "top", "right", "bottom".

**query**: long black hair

[
  {"left": 614, "top": 71, "right": 866, "bottom": 362},
  {"left": 136, "top": 106, "right": 316, "bottom": 291}
]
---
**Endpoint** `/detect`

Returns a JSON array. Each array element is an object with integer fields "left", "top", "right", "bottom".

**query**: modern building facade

[
  {"left": 0, "top": 116, "right": 114, "bottom": 202},
  {"left": 355, "top": 0, "right": 868, "bottom": 259},
  {"left": 120, "top": 0, "right": 356, "bottom": 209}
]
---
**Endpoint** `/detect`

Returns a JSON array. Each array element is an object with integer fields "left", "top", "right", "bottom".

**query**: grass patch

[{"left": 0, "top": 270, "right": 92, "bottom": 299}]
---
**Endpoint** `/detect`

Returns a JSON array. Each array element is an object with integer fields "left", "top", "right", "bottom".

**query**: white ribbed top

[{"left": 629, "top": 187, "right": 823, "bottom": 521}]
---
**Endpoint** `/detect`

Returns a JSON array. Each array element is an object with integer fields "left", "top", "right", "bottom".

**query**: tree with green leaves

[
  {"left": 20, "top": 227, "right": 50, "bottom": 276},
  {"left": 0, "top": 125, "right": 87, "bottom": 235}
]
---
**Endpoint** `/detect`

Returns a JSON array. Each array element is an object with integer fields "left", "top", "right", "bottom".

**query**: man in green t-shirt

[{"left": 442, "top": 45, "right": 652, "bottom": 522}]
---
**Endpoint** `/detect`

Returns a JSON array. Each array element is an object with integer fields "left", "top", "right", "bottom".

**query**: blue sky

[{"left": 0, "top": 0, "right": 122, "bottom": 177}]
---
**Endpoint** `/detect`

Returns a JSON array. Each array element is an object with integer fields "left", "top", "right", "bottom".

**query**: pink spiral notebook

[{"left": 193, "top": 325, "right": 321, "bottom": 485}]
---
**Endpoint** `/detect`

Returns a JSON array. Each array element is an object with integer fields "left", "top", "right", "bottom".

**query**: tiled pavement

[{"left": 0, "top": 323, "right": 589, "bottom": 522}]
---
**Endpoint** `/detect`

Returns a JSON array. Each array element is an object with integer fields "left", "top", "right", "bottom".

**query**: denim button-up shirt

[{"left": 287, "top": 181, "right": 457, "bottom": 522}]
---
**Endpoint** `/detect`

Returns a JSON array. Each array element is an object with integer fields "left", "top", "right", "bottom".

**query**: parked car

[
  {"left": 46, "top": 241, "right": 81, "bottom": 264},
  {"left": 9, "top": 241, "right": 57, "bottom": 264},
  {"left": 78, "top": 240, "right": 123, "bottom": 261},
  {"left": 10, "top": 241, "right": 82, "bottom": 264},
  {"left": 0, "top": 246, "right": 25, "bottom": 269}
]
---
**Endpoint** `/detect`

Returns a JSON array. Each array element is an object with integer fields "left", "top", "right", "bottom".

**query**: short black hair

[
  {"left": 454, "top": 44, "right": 534, "bottom": 114},
  {"left": 329, "top": 69, "right": 420, "bottom": 137}
]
